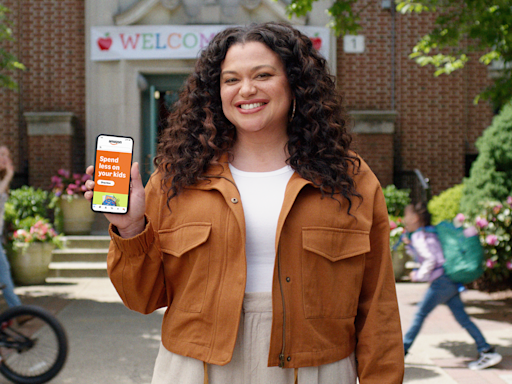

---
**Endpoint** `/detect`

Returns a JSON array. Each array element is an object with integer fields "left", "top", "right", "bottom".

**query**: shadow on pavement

[
  {"left": 463, "top": 298, "right": 512, "bottom": 323},
  {"left": 437, "top": 340, "right": 476, "bottom": 358},
  {"left": 404, "top": 365, "right": 440, "bottom": 382}
]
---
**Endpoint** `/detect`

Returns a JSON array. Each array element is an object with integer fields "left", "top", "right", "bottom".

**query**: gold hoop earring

[{"left": 289, "top": 99, "right": 296, "bottom": 122}]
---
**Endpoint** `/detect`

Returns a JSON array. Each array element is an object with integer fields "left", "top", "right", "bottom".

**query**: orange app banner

[{"left": 94, "top": 150, "right": 132, "bottom": 194}]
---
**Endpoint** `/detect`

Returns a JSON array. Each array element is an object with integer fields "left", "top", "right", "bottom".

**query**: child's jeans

[{"left": 404, "top": 274, "right": 489, "bottom": 354}]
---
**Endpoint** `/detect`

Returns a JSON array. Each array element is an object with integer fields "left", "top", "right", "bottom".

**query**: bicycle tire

[{"left": 0, "top": 305, "right": 68, "bottom": 384}]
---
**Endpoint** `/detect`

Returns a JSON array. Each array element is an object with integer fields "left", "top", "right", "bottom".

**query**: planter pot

[
  {"left": 11, "top": 242, "right": 55, "bottom": 285},
  {"left": 60, "top": 197, "right": 95, "bottom": 235},
  {"left": 391, "top": 247, "right": 409, "bottom": 281}
]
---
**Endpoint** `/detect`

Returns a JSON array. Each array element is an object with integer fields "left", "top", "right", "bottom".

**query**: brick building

[{"left": 0, "top": 0, "right": 494, "bottom": 196}]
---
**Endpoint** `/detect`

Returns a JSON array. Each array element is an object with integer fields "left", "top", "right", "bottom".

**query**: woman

[
  {"left": 402, "top": 202, "right": 502, "bottom": 370},
  {"left": 0, "top": 146, "right": 23, "bottom": 308},
  {"left": 85, "top": 22, "right": 403, "bottom": 383}
]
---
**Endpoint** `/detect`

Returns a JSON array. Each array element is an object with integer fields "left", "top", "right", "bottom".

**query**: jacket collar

[{"left": 188, "top": 153, "right": 314, "bottom": 245}]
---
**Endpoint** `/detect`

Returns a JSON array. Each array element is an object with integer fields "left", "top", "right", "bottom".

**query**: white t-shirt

[{"left": 229, "top": 164, "right": 294, "bottom": 293}]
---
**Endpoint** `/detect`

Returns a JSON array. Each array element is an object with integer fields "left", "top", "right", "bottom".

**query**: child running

[{"left": 402, "top": 202, "right": 502, "bottom": 370}]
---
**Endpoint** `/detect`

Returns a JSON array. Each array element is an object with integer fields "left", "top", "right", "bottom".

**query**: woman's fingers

[{"left": 84, "top": 165, "right": 95, "bottom": 202}]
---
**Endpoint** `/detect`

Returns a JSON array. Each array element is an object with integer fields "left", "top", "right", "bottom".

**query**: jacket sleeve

[
  {"left": 410, "top": 231, "right": 442, "bottom": 282},
  {"left": 107, "top": 174, "right": 167, "bottom": 314},
  {"left": 355, "top": 185, "right": 404, "bottom": 383}
]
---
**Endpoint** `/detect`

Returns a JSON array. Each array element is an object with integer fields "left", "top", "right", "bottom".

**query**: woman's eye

[
  {"left": 224, "top": 78, "right": 238, "bottom": 84},
  {"left": 256, "top": 73, "right": 271, "bottom": 79}
]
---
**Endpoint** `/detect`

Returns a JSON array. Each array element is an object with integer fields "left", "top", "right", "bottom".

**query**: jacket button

[
  {"left": 231, "top": 198, "right": 238, "bottom": 204},
  {"left": 287, "top": 356, "right": 291, "bottom": 361},
  {"left": 286, "top": 277, "right": 291, "bottom": 282}
]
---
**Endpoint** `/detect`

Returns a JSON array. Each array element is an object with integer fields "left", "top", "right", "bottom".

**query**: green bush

[
  {"left": 427, "top": 184, "right": 464, "bottom": 225},
  {"left": 461, "top": 102, "right": 512, "bottom": 217},
  {"left": 3, "top": 186, "right": 59, "bottom": 237},
  {"left": 383, "top": 185, "right": 410, "bottom": 217}
]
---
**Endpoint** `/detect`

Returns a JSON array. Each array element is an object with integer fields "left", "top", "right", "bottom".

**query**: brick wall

[
  {"left": 337, "top": 3, "right": 494, "bottom": 196},
  {"left": 352, "top": 133, "right": 394, "bottom": 187},
  {"left": 0, "top": 0, "right": 85, "bottom": 189}
]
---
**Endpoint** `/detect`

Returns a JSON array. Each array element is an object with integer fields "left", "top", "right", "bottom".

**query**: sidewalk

[{"left": 3, "top": 278, "right": 512, "bottom": 383}]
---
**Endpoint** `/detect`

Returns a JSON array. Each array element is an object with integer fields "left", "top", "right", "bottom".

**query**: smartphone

[{"left": 91, "top": 134, "right": 134, "bottom": 214}]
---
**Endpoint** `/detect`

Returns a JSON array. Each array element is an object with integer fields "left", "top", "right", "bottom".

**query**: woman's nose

[{"left": 239, "top": 79, "right": 256, "bottom": 97}]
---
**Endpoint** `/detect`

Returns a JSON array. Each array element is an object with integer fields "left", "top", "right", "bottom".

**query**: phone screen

[{"left": 91, "top": 134, "right": 134, "bottom": 214}]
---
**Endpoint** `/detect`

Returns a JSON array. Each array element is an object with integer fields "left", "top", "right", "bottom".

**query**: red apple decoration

[
  {"left": 310, "top": 34, "right": 322, "bottom": 51},
  {"left": 97, "top": 33, "right": 112, "bottom": 51}
]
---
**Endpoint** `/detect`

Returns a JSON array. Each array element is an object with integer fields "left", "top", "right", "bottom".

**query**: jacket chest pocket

[
  {"left": 159, "top": 223, "right": 211, "bottom": 313},
  {"left": 302, "top": 227, "right": 370, "bottom": 319}
]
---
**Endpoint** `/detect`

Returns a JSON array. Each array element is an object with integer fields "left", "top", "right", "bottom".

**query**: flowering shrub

[
  {"left": 50, "top": 169, "right": 91, "bottom": 199},
  {"left": 470, "top": 197, "right": 512, "bottom": 292},
  {"left": 10, "top": 218, "right": 63, "bottom": 251}
]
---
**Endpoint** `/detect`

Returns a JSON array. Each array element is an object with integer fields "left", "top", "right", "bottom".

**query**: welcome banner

[{"left": 91, "top": 25, "right": 330, "bottom": 61}]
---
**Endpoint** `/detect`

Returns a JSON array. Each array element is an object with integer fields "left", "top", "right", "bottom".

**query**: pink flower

[
  {"left": 486, "top": 259, "right": 497, "bottom": 269},
  {"left": 81, "top": 174, "right": 91, "bottom": 182},
  {"left": 506, "top": 261, "right": 512, "bottom": 270},
  {"left": 389, "top": 221, "right": 397, "bottom": 230},
  {"left": 57, "top": 169, "right": 70, "bottom": 178},
  {"left": 493, "top": 204, "right": 503, "bottom": 214},
  {"left": 475, "top": 217, "right": 489, "bottom": 229},
  {"left": 486, "top": 234, "right": 498, "bottom": 246},
  {"left": 51, "top": 176, "right": 61, "bottom": 184},
  {"left": 507, "top": 196, "right": 512, "bottom": 206}
]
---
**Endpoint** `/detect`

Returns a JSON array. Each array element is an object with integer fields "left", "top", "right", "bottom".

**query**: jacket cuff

[{"left": 108, "top": 215, "right": 155, "bottom": 256}]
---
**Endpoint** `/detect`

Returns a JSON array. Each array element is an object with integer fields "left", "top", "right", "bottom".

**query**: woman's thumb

[{"left": 130, "top": 162, "right": 143, "bottom": 190}]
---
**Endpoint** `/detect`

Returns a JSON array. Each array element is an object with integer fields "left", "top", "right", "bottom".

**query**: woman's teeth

[{"left": 240, "top": 103, "right": 265, "bottom": 110}]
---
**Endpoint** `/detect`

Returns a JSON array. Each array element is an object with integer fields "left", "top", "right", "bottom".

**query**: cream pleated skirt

[{"left": 151, "top": 292, "right": 357, "bottom": 384}]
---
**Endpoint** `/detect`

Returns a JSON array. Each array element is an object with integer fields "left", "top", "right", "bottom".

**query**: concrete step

[
  {"left": 62, "top": 236, "right": 111, "bottom": 249},
  {"left": 48, "top": 262, "right": 109, "bottom": 278},
  {"left": 50, "top": 235, "right": 111, "bottom": 278},
  {"left": 52, "top": 248, "right": 108, "bottom": 263}
]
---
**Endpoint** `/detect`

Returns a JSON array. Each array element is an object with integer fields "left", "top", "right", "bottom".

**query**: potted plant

[
  {"left": 50, "top": 169, "right": 94, "bottom": 235},
  {"left": 8, "top": 218, "right": 63, "bottom": 285},
  {"left": 389, "top": 216, "right": 410, "bottom": 281}
]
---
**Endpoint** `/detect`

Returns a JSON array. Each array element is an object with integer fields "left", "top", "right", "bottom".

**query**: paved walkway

[{"left": 2, "top": 278, "right": 512, "bottom": 383}]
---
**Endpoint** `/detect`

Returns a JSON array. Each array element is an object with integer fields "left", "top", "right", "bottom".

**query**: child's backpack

[{"left": 435, "top": 221, "right": 485, "bottom": 284}]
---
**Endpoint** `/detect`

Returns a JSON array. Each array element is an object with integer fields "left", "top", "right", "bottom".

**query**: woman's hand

[{"left": 84, "top": 162, "right": 146, "bottom": 238}]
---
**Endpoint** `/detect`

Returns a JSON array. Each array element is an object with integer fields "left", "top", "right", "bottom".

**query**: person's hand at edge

[{"left": 84, "top": 162, "right": 146, "bottom": 238}]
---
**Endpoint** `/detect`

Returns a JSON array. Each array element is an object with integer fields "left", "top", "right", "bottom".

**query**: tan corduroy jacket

[{"left": 107, "top": 156, "right": 404, "bottom": 383}]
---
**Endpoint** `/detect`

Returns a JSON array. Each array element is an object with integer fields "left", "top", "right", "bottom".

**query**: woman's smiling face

[{"left": 220, "top": 42, "right": 293, "bottom": 140}]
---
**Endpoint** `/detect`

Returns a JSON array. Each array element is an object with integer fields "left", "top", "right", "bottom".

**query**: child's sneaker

[{"left": 468, "top": 347, "right": 502, "bottom": 370}]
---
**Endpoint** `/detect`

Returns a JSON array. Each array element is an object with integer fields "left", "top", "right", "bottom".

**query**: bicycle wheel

[{"left": 0, "top": 305, "right": 68, "bottom": 384}]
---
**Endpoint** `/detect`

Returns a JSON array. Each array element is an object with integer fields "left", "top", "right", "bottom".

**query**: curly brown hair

[{"left": 155, "top": 21, "right": 361, "bottom": 212}]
